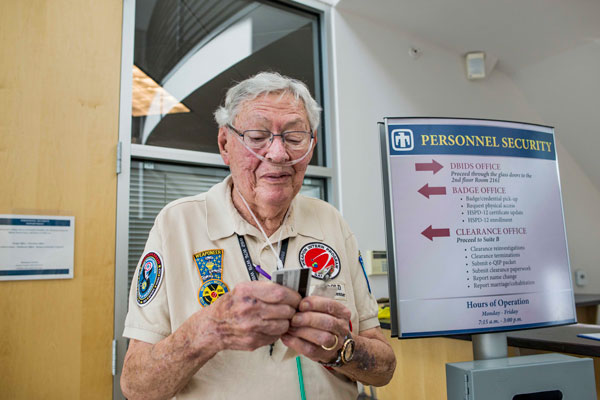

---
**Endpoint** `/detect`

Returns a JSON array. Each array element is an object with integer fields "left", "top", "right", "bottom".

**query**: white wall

[
  {"left": 555, "top": 142, "right": 600, "bottom": 294},
  {"left": 512, "top": 42, "right": 600, "bottom": 294},
  {"left": 512, "top": 41, "right": 600, "bottom": 189},
  {"left": 331, "top": 9, "right": 600, "bottom": 298}
]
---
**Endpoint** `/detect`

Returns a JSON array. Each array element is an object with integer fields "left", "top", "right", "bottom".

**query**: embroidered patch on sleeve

[{"left": 137, "top": 252, "right": 164, "bottom": 306}]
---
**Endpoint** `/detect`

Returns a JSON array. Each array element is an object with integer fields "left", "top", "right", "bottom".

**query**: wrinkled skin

[{"left": 218, "top": 92, "right": 315, "bottom": 236}]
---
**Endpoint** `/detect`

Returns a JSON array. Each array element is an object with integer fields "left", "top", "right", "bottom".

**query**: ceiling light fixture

[
  {"left": 131, "top": 65, "right": 190, "bottom": 117},
  {"left": 465, "top": 52, "right": 486, "bottom": 80}
]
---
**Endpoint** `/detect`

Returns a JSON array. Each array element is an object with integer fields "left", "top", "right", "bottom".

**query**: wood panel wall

[
  {"left": 0, "top": 1, "right": 122, "bottom": 398},
  {"left": 371, "top": 331, "right": 474, "bottom": 399}
]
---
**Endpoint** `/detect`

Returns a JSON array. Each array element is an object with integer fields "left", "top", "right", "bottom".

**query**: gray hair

[{"left": 214, "top": 72, "right": 321, "bottom": 131}]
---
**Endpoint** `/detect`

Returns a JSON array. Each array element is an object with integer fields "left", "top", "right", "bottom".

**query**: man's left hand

[{"left": 281, "top": 295, "right": 351, "bottom": 363}]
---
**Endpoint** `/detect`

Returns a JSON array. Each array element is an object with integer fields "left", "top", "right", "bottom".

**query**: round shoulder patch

[
  {"left": 137, "top": 252, "right": 164, "bottom": 307},
  {"left": 299, "top": 242, "right": 341, "bottom": 280}
]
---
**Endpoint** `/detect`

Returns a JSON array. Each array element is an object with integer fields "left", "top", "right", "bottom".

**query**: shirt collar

[
  {"left": 287, "top": 195, "right": 324, "bottom": 241},
  {"left": 206, "top": 176, "right": 236, "bottom": 241},
  {"left": 206, "top": 175, "right": 324, "bottom": 241}
]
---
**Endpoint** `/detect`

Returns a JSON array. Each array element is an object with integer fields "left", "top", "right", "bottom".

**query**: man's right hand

[{"left": 202, "top": 281, "right": 302, "bottom": 352}]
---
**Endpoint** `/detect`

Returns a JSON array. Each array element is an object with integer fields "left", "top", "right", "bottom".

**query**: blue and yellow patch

[
  {"left": 193, "top": 249, "right": 228, "bottom": 307},
  {"left": 137, "top": 252, "right": 164, "bottom": 306},
  {"left": 198, "top": 279, "right": 230, "bottom": 307},
  {"left": 194, "top": 249, "right": 224, "bottom": 281}
]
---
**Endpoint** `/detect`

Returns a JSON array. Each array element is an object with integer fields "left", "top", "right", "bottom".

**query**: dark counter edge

[{"left": 379, "top": 321, "right": 600, "bottom": 357}]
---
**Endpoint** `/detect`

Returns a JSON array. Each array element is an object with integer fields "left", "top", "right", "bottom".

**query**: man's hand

[
  {"left": 121, "top": 281, "right": 301, "bottom": 400},
  {"left": 207, "top": 281, "right": 302, "bottom": 352},
  {"left": 281, "top": 296, "right": 396, "bottom": 387},
  {"left": 280, "top": 295, "right": 351, "bottom": 363}
]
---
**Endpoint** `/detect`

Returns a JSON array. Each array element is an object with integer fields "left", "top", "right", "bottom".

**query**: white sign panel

[
  {"left": 383, "top": 118, "right": 575, "bottom": 337},
  {"left": 0, "top": 215, "right": 75, "bottom": 281}
]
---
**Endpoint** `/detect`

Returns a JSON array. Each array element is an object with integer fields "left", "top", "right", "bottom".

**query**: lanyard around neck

[
  {"left": 234, "top": 186, "right": 291, "bottom": 271},
  {"left": 237, "top": 235, "right": 289, "bottom": 282},
  {"left": 237, "top": 234, "right": 297, "bottom": 369}
]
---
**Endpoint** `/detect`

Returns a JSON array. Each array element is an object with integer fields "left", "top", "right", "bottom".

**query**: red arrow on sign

[
  {"left": 418, "top": 184, "right": 447, "bottom": 199},
  {"left": 421, "top": 225, "right": 451, "bottom": 241},
  {"left": 415, "top": 159, "right": 443, "bottom": 174}
]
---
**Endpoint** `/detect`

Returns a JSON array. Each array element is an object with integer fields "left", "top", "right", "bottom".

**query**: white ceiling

[
  {"left": 337, "top": 0, "right": 600, "bottom": 73},
  {"left": 336, "top": 0, "right": 600, "bottom": 189}
]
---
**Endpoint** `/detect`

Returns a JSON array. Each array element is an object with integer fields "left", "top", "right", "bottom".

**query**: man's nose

[{"left": 264, "top": 135, "right": 290, "bottom": 163}]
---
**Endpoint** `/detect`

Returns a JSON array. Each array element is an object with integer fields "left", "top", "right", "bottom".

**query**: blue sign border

[{"left": 388, "top": 123, "right": 556, "bottom": 160}]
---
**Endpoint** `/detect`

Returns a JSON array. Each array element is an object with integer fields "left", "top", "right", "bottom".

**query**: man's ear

[
  {"left": 309, "top": 129, "right": 318, "bottom": 156},
  {"left": 217, "top": 126, "right": 231, "bottom": 166}
]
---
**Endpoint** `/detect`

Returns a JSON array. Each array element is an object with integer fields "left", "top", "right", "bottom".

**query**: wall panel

[{"left": 0, "top": 1, "right": 122, "bottom": 398}]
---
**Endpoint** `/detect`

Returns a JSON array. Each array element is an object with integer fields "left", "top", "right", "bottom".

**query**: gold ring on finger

[{"left": 320, "top": 334, "right": 338, "bottom": 351}]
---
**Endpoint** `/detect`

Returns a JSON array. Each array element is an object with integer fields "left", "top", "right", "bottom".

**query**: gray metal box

[{"left": 446, "top": 353, "right": 596, "bottom": 400}]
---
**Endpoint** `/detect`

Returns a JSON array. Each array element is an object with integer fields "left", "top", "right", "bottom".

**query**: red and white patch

[{"left": 299, "top": 242, "right": 340, "bottom": 280}]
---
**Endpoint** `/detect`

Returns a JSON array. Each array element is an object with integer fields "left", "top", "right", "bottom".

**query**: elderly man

[{"left": 121, "top": 72, "right": 396, "bottom": 399}]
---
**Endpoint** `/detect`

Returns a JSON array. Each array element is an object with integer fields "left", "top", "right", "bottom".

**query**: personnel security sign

[{"left": 383, "top": 118, "right": 575, "bottom": 337}]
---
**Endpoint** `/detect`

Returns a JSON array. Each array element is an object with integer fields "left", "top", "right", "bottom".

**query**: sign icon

[
  {"left": 391, "top": 129, "right": 414, "bottom": 151},
  {"left": 415, "top": 159, "right": 444, "bottom": 174},
  {"left": 421, "top": 225, "right": 450, "bottom": 241},
  {"left": 418, "top": 183, "right": 447, "bottom": 199}
]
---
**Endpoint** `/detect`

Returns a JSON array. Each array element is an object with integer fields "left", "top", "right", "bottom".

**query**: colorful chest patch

[
  {"left": 299, "top": 242, "right": 341, "bottom": 280},
  {"left": 193, "top": 249, "right": 229, "bottom": 307},
  {"left": 199, "top": 279, "right": 229, "bottom": 307},
  {"left": 137, "top": 252, "right": 164, "bottom": 306}
]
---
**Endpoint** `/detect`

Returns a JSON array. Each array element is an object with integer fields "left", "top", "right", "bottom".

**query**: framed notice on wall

[
  {"left": 379, "top": 118, "right": 576, "bottom": 338},
  {"left": 0, "top": 215, "right": 75, "bottom": 281}
]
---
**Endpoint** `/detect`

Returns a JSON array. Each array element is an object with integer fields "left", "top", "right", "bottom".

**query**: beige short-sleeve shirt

[{"left": 123, "top": 176, "right": 379, "bottom": 399}]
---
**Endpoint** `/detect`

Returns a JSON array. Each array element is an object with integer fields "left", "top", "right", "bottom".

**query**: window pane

[
  {"left": 127, "top": 160, "right": 326, "bottom": 289},
  {"left": 300, "top": 177, "right": 326, "bottom": 199},
  {"left": 132, "top": 0, "right": 325, "bottom": 166}
]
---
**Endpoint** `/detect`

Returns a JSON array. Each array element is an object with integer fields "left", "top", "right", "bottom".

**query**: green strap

[{"left": 296, "top": 356, "right": 307, "bottom": 400}]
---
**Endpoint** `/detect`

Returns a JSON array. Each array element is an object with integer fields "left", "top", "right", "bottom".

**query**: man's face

[{"left": 218, "top": 92, "right": 315, "bottom": 210}]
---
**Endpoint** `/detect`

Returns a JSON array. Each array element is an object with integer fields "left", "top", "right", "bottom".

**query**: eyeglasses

[{"left": 227, "top": 124, "right": 314, "bottom": 152}]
